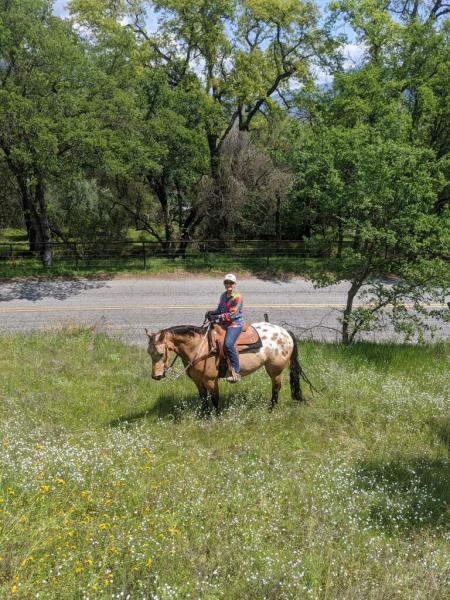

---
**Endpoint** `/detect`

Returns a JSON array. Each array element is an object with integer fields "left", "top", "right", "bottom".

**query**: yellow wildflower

[
  {"left": 40, "top": 484, "right": 50, "bottom": 494},
  {"left": 56, "top": 478, "right": 66, "bottom": 485}
]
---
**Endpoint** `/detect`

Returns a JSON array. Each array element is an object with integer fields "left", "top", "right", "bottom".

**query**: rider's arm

[{"left": 205, "top": 294, "right": 225, "bottom": 322}]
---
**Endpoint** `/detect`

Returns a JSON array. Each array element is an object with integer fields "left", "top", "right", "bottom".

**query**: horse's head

[{"left": 145, "top": 328, "right": 176, "bottom": 380}]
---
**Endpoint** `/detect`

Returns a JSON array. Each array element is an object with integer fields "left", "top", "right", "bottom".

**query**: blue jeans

[{"left": 224, "top": 326, "right": 243, "bottom": 373}]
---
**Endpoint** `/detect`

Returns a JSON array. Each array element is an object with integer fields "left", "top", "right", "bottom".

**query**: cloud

[
  {"left": 311, "top": 42, "right": 366, "bottom": 86},
  {"left": 342, "top": 42, "right": 366, "bottom": 70},
  {"left": 53, "top": 0, "right": 68, "bottom": 18}
]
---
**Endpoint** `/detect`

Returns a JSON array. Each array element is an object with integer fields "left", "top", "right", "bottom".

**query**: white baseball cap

[{"left": 223, "top": 273, "right": 237, "bottom": 283}]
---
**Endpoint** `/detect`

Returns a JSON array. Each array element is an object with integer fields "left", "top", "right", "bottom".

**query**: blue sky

[
  {"left": 52, "top": 0, "right": 362, "bottom": 84},
  {"left": 53, "top": 0, "right": 67, "bottom": 17},
  {"left": 53, "top": 0, "right": 354, "bottom": 35}
]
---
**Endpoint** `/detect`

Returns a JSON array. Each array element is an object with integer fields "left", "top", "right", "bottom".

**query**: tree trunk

[
  {"left": 352, "top": 225, "right": 361, "bottom": 250},
  {"left": 17, "top": 173, "right": 52, "bottom": 264},
  {"left": 342, "top": 279, "right": 361, "bottom": 344},
  {"left": 205, "top": 133, "right": 224, "bottom": 240},
  {"left": 34, "top": 177, "right": 53, "bottom": 268},
  {"left": 337, "top": 219, "right": 344, "bottom": 258},
  {"left": 275, "top": 195, "right": 281, "bottom": 252},
  {"left": 153, "top": 177, "right": 174, "bottom": 253},
  {"left": 174, "top": 206, "right": 204, "bottom": 258},
  {"left": 17, "top": 175, "right": 38, "bottom": 252}
]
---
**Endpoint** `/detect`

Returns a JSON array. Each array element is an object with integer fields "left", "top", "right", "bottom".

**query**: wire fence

[{"left": 0, "top": 238, "right": 351, "bottom": 269}]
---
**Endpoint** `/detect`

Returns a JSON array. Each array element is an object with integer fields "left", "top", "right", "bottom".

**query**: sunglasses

[{"left": 224, "top": 281, "right": 235, "bottom": 285}]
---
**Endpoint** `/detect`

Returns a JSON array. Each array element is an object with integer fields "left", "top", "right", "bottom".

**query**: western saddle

[{"left": 209, "top": 323, "right": 262, "bottom": 377}]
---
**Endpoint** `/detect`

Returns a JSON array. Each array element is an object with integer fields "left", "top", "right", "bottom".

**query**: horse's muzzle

[{"left": 152, "top": 374, "right": 165, "bottom": 380}]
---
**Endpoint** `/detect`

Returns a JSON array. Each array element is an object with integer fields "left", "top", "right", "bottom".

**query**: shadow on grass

[
  {"left": 108, "top": 382, "right": 275, "bottom": 427},
  {"left": 108, "top": 392, "right": 203, "bottom": 427},
  {"left": 354, "top": 456, "right": 450, "bottom": 532}
]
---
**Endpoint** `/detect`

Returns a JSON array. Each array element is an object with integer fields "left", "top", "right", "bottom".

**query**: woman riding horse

[
  {"left": 205, "top": 273, "right": 243, "bottom": 383},
  {"left": 145, "top": 320, "right": 306, "bottom": 414}
]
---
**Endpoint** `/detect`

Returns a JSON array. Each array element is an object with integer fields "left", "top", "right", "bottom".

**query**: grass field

[
  {"left": 0, "top": 255, "right": 322, "bottom": 280},
  {"left": 0, "top": 330, "right": 449, "bottom": 599}
]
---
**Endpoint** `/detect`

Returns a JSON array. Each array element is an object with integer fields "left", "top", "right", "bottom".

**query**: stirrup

[{"left": 226, "top": 370, "right": 241, "bottom": 383}]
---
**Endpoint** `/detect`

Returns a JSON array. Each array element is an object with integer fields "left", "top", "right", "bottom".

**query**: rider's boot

[{"left": 226, "top": 368, "right": 241, "bottom": 383}]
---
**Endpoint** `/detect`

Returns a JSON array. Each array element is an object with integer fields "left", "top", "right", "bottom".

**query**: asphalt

[{"left": 0, "top": 276, "right": 448, "bottom": 345}]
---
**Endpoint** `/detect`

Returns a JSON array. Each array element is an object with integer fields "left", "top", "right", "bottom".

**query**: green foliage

[
  {"left": 0, "top": 1, "right": 95, "bottom": 177},
  {"left": 1, "top": 0, "right": 448, "bottom": 342},
  {"left": 282, "top": 2, "right": 450, "bottom": 342},
  {"left": 48, "top": 179, "right": 127, "bottom": 242}
]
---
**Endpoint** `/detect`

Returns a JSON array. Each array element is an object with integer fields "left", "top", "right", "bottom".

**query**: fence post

[
  {"left": 74, "top": 243, "right": 79, "bottom": 271},
  {"left": 10, "top": 244, "right": 16, "bottom": 269},
  {"left": 264, "top": 313, "right": 269, "bottom": 322},
  {"left": 142, "top": 241, "right": 147, "bottom": 269}
]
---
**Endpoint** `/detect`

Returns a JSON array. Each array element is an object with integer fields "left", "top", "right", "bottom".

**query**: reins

[{"left": 164, "top": 322, "right": 213, "bottom": 379}]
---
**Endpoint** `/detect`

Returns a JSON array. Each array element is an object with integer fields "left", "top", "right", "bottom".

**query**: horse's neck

[{"left": 172, "top": 334, "right": 200, "bottom": 361}]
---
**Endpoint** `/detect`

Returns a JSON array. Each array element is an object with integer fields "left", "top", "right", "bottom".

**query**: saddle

[{"left": 209, "top": 323, "right": 262, "bottom": 378}]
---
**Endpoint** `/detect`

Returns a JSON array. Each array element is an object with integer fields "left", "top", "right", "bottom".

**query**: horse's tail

[{"left": 288, "top": 331, "right": 315, "bottom": 402}]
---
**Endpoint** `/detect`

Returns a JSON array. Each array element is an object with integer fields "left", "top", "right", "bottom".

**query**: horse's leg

[
  {"left": 194, "top": 381, "right": 210, "bottom": 416},
  {"left": 206, "top": 379, "right": 220, "bottom": 414},
  {"left": 264, "top": 365, "right": 283, "bottom": 411}
]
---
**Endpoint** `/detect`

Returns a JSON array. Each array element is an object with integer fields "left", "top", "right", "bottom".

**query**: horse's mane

[{"left": 164, "top": 325, "right": 206, "bottom": 337}]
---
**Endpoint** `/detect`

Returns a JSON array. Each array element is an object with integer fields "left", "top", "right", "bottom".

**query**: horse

[{"left": 145, "top": 322, "right": 308, "bottom": 413}]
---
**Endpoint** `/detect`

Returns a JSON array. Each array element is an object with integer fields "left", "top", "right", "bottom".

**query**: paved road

[{"left": 0, "top": 276, "right": 448, "bottom": 345}]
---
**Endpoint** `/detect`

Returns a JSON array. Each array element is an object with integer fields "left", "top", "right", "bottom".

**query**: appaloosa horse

[{"left": 145, "top": 322, "right": 307, "bottom": 413}]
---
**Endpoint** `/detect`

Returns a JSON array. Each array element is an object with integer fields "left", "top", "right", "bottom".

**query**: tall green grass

[{"left": 0, "top": 330, "right": 449, "bottom": 599}]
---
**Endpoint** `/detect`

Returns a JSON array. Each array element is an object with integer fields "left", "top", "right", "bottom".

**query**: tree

[
  {"left": 0, "top": 0, "right": 101, "bottom": 266},
  {"left": 70, "top": 0, "right": 336, "bottom": 241},
  {"left": 198, "top": 128, "right": 292, "bottom": 240},
  {"left": 287, "top": 57, "right": 449, "bottom": 342}
]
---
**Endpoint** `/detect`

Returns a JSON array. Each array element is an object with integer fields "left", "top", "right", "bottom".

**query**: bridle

[
  {"left": 162, "top": 346, "right": 180, "bottom": 377},
  {"left": 156, "top": 322, "right": 213, "bottom": 379}
]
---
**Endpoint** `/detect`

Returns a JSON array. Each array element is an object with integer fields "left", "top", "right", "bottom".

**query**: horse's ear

[{"left": 144, "top": 328, "right": 152, "bottom": 338}]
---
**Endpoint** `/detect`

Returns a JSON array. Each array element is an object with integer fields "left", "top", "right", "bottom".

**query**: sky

[
  {"left": 53, "top": 0, "right": 356, "bottom": 38},
  {"left": 52, "top": 0, "right": 363, "bottom": 84}
]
